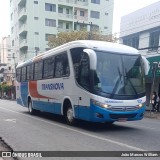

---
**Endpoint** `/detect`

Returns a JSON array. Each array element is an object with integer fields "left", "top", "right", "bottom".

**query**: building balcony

[
  {"left": 19, "top": 24, "right": 27, "bottom": 36},
  {"left": 74, "top": 15, "right": 88, "bottom": 22},
  {"left": 58, "top": 13, "right": 73, "bottom": 20},
  {"left": 74, "top": 0, "right": 88, "bottom": 6},
  {"left": 19, "top": 39, "right": 28, "bottom": 50},
  {"left": 58, "top": 0, "right": 73, "bottom": 5},
  {"left": 18, "top": 8, "right": 27, "bottom": 21},
  {"left": 57, "top": 27, "right": 73, "bottom": 32}
]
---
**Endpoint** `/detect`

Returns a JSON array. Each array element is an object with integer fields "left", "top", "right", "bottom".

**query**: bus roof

[{"left": 17, "top": 40, "right": 139, "bottom": 68}]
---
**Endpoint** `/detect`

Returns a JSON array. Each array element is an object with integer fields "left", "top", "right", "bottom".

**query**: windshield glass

[{"left": 93, "top": 51, "right": 145, "bottom": 98}]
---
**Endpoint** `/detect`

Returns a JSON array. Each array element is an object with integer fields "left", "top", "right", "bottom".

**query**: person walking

[
  {"left": 156, "top": 93, "right": 160, "bottom": 112},
  {"left": 152, "top": 91, "right": 157, "bottom": 112}
]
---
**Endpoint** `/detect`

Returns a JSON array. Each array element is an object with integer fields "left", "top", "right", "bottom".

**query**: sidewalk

[{"left": 144, "top": 110, "right": 160, "bottom": 119}]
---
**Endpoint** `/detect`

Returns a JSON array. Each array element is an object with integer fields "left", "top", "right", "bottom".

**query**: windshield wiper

[
  {"left": 111, "top": 67, "right": 122, "bottom": 98},
  {"left": 94, "top": 87, "right": 110, "bottom": 95},
  {"left": 124, "top": 68, "right": 138, "bottom": 96}
]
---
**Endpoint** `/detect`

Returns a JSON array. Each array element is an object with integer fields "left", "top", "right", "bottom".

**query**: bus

[{"left": 16, "top": 40, "right": 149, "bottom": 125}]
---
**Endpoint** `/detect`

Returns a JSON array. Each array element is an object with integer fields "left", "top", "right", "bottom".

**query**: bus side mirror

[
  {"left": 83, "top": 49, "right": 97, "bottom": 70},
  {"left": 142, "top": 56, "right": 150, "bottom": 75}
]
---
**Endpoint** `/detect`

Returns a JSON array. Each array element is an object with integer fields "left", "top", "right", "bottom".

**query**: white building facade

[
  {"left": 120, "top": 1, "right": 160, "bottom": 106},
  {"left": 0, "top": 36, "right": 16, "bottom": 86},
  {"left": 10, "top": 0, "right": 114, "bottom": 62}
]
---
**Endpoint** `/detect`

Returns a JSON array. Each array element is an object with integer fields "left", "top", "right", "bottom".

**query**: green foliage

[
  {"left": 1, "top": 83, "right": 11, "bottom": 92},
  {"left": 48, "top": 30, "right": 118, "bottom": 48}
]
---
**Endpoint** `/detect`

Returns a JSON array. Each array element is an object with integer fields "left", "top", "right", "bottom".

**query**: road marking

[
  {"left": 0, "top": 106, "right": 146, "bottom": 151},
  {"left": 4, "top": 119, "right": 16, "bottom": 123}
]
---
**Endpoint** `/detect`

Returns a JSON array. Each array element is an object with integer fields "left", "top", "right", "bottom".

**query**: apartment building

[
  {"left": 119, "top": 1, "right": 160, "bottom": 106},
  {"left": 10, "top": 0, "right": 114, "bottom": 62},
  {"left": 0, "top": 36, "right": 15, "bottom": 86},
  {"left": 0, "top": 36, "right": 12, "bottom": 64}
]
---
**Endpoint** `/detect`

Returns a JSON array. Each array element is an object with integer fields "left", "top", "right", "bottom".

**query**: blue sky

[{"left": 0, "top": 0, "right": 159, "bottom": 38}]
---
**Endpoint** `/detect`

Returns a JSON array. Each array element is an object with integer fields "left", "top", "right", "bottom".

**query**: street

[{"left": 0, "top": 99, "right": 160, "bottom": 160}]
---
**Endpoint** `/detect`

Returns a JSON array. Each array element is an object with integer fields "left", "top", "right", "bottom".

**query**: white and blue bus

[{"left": 16, "top": 40, "right": 149, "bottom": 125}]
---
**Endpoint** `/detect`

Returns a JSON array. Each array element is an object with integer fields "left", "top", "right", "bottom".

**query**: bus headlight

[
  {"left": 91, "top": 99, "right": 110, "bottom": 109},
  {"left": 136, "top": 103, "right": 145, "bottom": 108}
]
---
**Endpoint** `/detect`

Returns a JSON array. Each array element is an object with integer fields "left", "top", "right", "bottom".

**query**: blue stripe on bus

[
  {"left": 33, "top": 100, "right": 61, "bottom": 115},
  {"left": 20, "top": 82, "right": 28, "bottom": 107},
  {"left": 17, "top": 98, "right": 24, "bottom": 106}
]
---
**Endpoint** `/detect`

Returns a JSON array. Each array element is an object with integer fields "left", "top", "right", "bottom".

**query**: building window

[
  {"left": 45, "top": 34, "right": 56, "bottom": 41},
  {"left": 58, "top": 7, "right": 63, "bottom": 13},
  {"left": 45, "top": 19, "right": 56, "bottom": 27},
  {"left": 34, "top": 1, "right": 38, "bottom": 4},
  {"left": 66, "top": 8, "right": 69, "bottom": 14},
  {"left": 123, "top": 36, "right": 139, "bottom": 49},
  {"left": 58, "top": 22, "right": 63, "bottom": 28},
  {"left": 45, "top": 48, "right": 51, "bottom": 51},
  {"left": 90, "top": 11, "right": 100, "bottom": 19},
  {"left": 74, "top": 23, "right": 77, "bottom": 30},
  {"left": 35, "top": 32, "right": 39, "bottom": 35},
  {"left": 11, "top": 27, "right": 14, "bottom": 34},
  {"left": 149, "top": 30, "right": 160, "bottom": 51},
  {"left": 11, "top": 13, "right": 13, "bottom": 20},
  {"left": 34, "top": 17, "right": 39, "bottom": 20},
  {"left": 74, "top": 10, "right": 77, "bottom": 15},
  {"left": 91, "top": 0, "right": 100, "bottom": 4},
  {"left": 45, "top": 3, "right": 56, "bottom": 12},
  {"left": 12, "top": 40, "right": 14, "bottom": 46},
  {"left": 80, "top": 11, "right": 85, "bottom": 17},
  {"left": 66, "top": 23, "right": 69, "bottom": 29}
]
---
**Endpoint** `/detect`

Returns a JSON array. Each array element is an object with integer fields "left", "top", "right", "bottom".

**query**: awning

[{"left": 146, "top": 55, "right": 160, "bottom": 77}]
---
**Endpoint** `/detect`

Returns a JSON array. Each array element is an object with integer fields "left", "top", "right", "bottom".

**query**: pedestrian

[
  {"left": 156, "top": 93, "right": 160, "bottom": 112},
  {"left": 152, "top": 91, "right": 157, "bottom": 112}
]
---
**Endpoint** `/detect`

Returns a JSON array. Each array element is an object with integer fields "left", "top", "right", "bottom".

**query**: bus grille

[
  {"left": 108, "top": 106, "right": 138, "bottom": 112},
  {"left": 109, "top": 113, "right": 137, "bottom": 119}
]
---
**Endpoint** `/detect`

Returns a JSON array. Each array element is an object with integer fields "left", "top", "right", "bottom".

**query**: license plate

[{"left": 118, "top": 118, "right": 127, "bottom": 122}]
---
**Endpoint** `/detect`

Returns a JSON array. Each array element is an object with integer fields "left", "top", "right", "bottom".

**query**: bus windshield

[{"left": 93, "top": 51, "right": 145, "bottom": 99}]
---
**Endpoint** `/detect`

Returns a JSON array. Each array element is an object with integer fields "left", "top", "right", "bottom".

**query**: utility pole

[{"left": 76, "top": 21, "right": 93, "bottom": 40}]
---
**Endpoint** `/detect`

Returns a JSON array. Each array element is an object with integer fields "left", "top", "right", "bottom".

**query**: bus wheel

[
  {"left": 28, "top": 99, "right": 36, "bottom": 115},
  {"left": 65, "top": 104, "right": 76, "bottom": 126}
]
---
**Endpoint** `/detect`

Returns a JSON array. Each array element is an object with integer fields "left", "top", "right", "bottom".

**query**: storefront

[{"left": 145, "top": 55, "right": 160, "bottom": 109}]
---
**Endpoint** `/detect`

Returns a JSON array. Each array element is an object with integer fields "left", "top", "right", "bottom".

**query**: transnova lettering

[
  {"left": 42, "top": 83, "right": 64, "bottom": 90},
  {"left": 105, "top": 100, "right": 123, "bottom": 103}
]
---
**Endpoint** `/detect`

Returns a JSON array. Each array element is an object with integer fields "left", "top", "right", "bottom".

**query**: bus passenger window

[
  {"left": 26, "top": 65, "right": 30, "bottom": 80},
  {"left": 79, "top": 52, "right": 90, "bottom": 90},
  {"left": 29, "top": 64, "right": 34, "bottom": 80},
  {"left": 16, "top": 68, "right": 21, "bottom": 82},
  {"left": 54, "top": 52, "right": 69, "bottom": 77},
  {"left": 43, "top": 57, "right": 54, "bottom": 78},
  {"left": 21, "top": 66, "right": 26, "bottom": 82}
]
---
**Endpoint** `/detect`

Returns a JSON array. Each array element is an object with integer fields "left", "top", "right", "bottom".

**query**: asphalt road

[{"left": 0, "top": 99, "right": 160, "bottom": 160}]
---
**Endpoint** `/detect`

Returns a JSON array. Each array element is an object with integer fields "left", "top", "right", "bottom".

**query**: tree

[{"left": 48, "top": 30, "right": 118, "bottom": 48}]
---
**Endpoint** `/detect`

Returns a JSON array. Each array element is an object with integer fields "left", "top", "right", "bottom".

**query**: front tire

[{"left": 64, "top": 103, "right": 76, "bottom": 126}]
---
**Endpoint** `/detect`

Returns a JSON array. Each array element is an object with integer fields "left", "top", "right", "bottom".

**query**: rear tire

[
  {"left": 28, "top": 99, "right": 37, "bottom": 115},
  {"left": 64, "top": 103, "right": 76, "bottom": 126}
]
